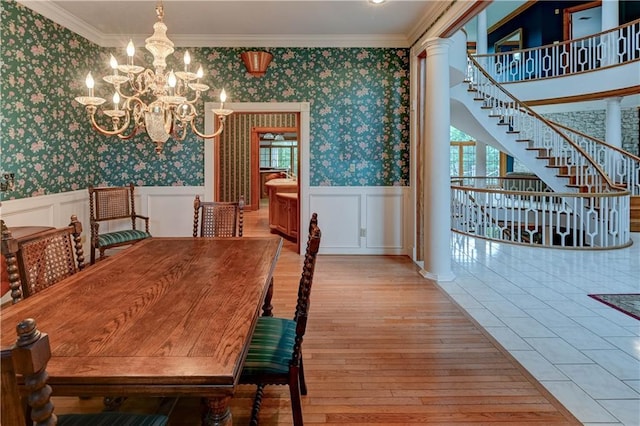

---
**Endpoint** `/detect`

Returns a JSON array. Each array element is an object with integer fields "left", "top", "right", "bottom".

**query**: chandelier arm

[
  {"left": 116, "top": 127, "right": 140, "bottom": 140},
  {"left": 189, "top": 116, "right": 225, "bottom": 139},
  {"left": 173, "top": 123, "right": 189, "bottom": 141},
  {"left": 87, "top": 109, "right": 132, "bottom": 136}
]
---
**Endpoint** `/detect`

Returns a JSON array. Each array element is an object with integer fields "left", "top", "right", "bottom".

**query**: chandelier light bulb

[
  {"left": 110, "top": 54, "right": 118, "bottom": 69},
  {"left": 126, "top": 40, "right": 135, "bottom": 57},
  {"left": 168, "top": 70, "right": 177, "bottom": 88},
  {"left": 184, "top": 51, "right": 191, "bottom": 72},
  {"left": 220, "top": 89, "right": 227, "bottom": 103},
  {"left": 196, "top": 65, "right": 204, "bottom": 79},
  {"left": 113, "top": 92, "right": 120, "bottom": 110},
  {"left": 85, "top": 72, "right": 94, "bottom": 89}
]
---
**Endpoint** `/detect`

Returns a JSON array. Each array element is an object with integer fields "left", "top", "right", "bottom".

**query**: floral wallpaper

[
  {"left": 1, "top": 0, "right": 100, "bottom": 200},
  {"left": 1, "top": 1, "right": 410, "bottom": 201}
]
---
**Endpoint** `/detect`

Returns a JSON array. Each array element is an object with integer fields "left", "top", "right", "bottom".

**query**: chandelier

[{"left": 74, "top": 1, "right": 232, "bottom": 154}]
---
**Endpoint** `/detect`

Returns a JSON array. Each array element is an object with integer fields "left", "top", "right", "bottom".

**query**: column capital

[{"left": 421, "top": 37, "right": 452, "bottom": 56}]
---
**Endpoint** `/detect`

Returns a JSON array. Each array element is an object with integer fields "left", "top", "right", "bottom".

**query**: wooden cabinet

[
  {"left": 275, "top": 193, "right": 298, "bottom": 239},
  {"left": 265, "top": 179, "right": 298, "bottom": 241}
]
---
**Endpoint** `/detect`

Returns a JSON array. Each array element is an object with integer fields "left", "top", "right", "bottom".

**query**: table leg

[
  {"left": 261, "top": 277, "right": 274, "bottom": 317},
  {"left": 202, "top": 396, "right": 232, "bottom": 426}
]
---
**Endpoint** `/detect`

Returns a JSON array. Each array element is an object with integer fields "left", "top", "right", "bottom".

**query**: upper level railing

[
  {"left": 451, "top": 176, "right": 631, "bottom": 249},
  {"left": 473, "top": 19, "right": 640, "bottom": 83},
  {"left": 549, "top": 121, "right": 640, "bottom": 196},
  {"left": 466, "top": 56, "right": 618, "bottom": 194}
]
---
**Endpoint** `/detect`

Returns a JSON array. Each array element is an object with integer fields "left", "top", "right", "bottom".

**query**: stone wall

[{"left": 543, "top": 108, "right": 640, "bottom": 156}]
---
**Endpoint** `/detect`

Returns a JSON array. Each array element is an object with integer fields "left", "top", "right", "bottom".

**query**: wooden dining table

[{"left": 0, "top": 236, "right": 283, "bottom": 426}]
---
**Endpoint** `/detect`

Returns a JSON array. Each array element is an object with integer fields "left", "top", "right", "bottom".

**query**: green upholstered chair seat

[
  {"left": 97, "top": 230, "right": 150, "bottom": 248},
  {"left": 242, "top": 316, "right": 296, "bottom": 376},
  {"left": 58, "top": 413, "right": 168, "bottom": 426}
]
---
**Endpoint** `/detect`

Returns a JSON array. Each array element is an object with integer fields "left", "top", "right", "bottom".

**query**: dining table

[{"left": 0, "top": 236, "right": 283, "bottom": 426}]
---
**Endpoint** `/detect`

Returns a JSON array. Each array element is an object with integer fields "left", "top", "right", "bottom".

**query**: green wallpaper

[
  {"left": 1, "top": 0, "right": 100, "bottom": 200},
  {"left": 1, "top": 1, "right": 410, "bottom": 201}
]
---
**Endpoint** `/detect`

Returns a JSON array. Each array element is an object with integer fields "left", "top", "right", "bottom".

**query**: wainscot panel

[{"left": 309, "top": 186, "right": 409, "bottom": 255}]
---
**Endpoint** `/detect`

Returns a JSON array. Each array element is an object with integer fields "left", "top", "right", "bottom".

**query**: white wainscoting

[
  {"left": 0, "top": 187, "right": 204, "bottom": 243},
  {"left": 308, "top": 186, "right": 411, "bottom": 255},
  {"left": 1, "top": 185, "right": 411, "bottom": 256}
]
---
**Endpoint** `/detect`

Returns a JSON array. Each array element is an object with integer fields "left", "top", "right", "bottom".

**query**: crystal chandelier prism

[{"left": 74, "top": 1, "right": 232, "bottom": 154}]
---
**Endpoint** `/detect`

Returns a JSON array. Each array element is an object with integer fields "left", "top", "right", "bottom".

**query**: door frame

[
  {"left": 205, "top": 102, "right": 311, "bottom": 254},
  {"left": 563, "top": 1, "right": 601, "bottom": 41}
]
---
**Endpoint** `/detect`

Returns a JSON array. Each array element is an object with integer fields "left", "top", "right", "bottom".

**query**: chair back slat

[
  {"left": 193, "top": 195, "right": 245, "bottom": 237},
  {"left": 291, "top": 214, "right": 321, "bottom": 366},
  {"left": 3, "top": 216, "right": 85, "bottom": 300},
  {"left": 1, "top": 348, "right": 27, "bottom": 425},
  {"left": 1, "top": 220, "right": 23, "bottom": 303},
  {"left": 89, "top": 185, "right": 134, "bottom": 222},
  {"left": 94, "top": 187, "right": 131, "bottom": 220},
  {"left": 9, "top": 318, "right": 57, "bottom": 425}
]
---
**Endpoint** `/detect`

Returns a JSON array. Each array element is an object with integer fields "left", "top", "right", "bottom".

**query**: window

[
  {"left": 260, "top": 140, "right": 298, "bottom": 172},
  {"left": 450, "top": 127, "right": 501, "bottom": 177}
]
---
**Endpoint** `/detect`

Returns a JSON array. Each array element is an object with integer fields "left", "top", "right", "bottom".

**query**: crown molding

[
  {"left": 162, "top": 34, "right": 411, "bottom": 49},
  {"left": 18, "top": 0, "right": 104, "bottom": 44},
  {"left": 17, "top": 0, "right": 411, "bottom": 49}
]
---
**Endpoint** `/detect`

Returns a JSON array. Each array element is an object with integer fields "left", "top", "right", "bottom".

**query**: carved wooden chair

[
  {"left": 1, "top": 216, "right": 85, "bottom": 303},
  {"left": 1, "top": 318, "right": 169, "bottom": 425},
  {"left": 193, "top": 195, "right": 245, "bottom": 237},
  {"left": 240, "top": 213, "right": 321, "bottom": 426},
  {"left": 88, "top": 183, "right": 151, "bottom": 264}
]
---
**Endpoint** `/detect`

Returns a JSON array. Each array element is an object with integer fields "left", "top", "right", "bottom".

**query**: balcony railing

[
  {"left": 473, "top": 19, "right": 640, "bottom": 83},
  {"left": 451, "top": 177, "right": 631, "bottom": 249}
]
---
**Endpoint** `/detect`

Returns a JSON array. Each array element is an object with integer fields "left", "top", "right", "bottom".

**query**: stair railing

[
  {"left": 466, "top": 56, "right": 618, "bottom": 194},
  {"left": 451, "top": 176, "right": 631, "bottom": 249},
  {"left": 473, "top": 18, "right": 640, "bottom": 83},
  {"left": 548, "top": 120, "right": 640, "bottom": 197}
]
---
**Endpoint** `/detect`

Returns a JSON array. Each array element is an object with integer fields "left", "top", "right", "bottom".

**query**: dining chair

[
  {"left": 2, "top": 318, "right": 169, "bottom": 426},
  {"left": 240, "top": 213, "right": 321, "bottom": 426},
  {"left": 88, "top": 183, "right": 151, "bottom": 264},
  {"left": 1, "top": 215, "right": 85, "bottom": 303},
  {"left": 193, "top": 195, "right": 245, "bottom": 237}
]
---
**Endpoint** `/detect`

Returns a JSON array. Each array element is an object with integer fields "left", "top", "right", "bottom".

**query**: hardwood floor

[{"left": 52, "top": 201, "right": 580, "bottom": 425}]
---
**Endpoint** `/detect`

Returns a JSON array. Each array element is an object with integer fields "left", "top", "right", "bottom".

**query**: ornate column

[{"left": 419, "top": 38, "right": 455, "bottom": 282}]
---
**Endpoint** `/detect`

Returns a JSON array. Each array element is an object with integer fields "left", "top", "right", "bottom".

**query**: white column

[
  {"left": 419, "top": 38, "right": 455, "bottom": 282},
  {"left": 601, "top": 0, "right": 619, "bottom": 31},
  {"left": 476, "top": 10, "right": 488, "bottom": 55},
  {"left": 601, "top": 0, "right": 619, "bottom": 66},
  {"left": 602, "top": 1, "right": 621, "bottom": 145},
  {"left": 606, "top": 97, "right": 623, "bottom": 149},
  {"left": 475, "top": 11, "right": 488, "bottom": 182}
]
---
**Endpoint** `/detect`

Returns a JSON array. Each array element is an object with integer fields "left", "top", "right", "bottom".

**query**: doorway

[
  {"left": 251, "top": 126, "right": 298, "bottom": 211},
  {"left": 563, "top": 1, "right": 602, "bottom": 41},
  {"left": 204, "top": 102, "right": 311, "bottom": 255}
]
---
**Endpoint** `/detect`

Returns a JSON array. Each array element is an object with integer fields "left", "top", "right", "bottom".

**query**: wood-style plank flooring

[{"left": 52, "top": 201, "right": 580, "bottom": 425}]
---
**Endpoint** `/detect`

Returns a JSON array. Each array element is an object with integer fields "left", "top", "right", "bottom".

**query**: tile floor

[{"left": 441, "top": 232, "right": 640, "bottom": 426}]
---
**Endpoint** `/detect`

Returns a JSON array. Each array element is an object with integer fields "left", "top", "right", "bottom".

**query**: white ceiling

[
  {"left": 17, "top": 0, "right": 532, "bottom": 48},
  {"left": 18, "top": 0, "right": 451, "bottom": 48}
]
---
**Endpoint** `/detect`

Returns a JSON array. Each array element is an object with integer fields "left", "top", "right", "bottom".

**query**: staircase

[
  {"left": 447, "top": 19, "right": 640, "bottom": 244},
  {"left": 448, "top": 55, "right": 632, "bottom": 248},
  {"left": 633, "top": 196, "right": 640, "bottom": 232}
]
